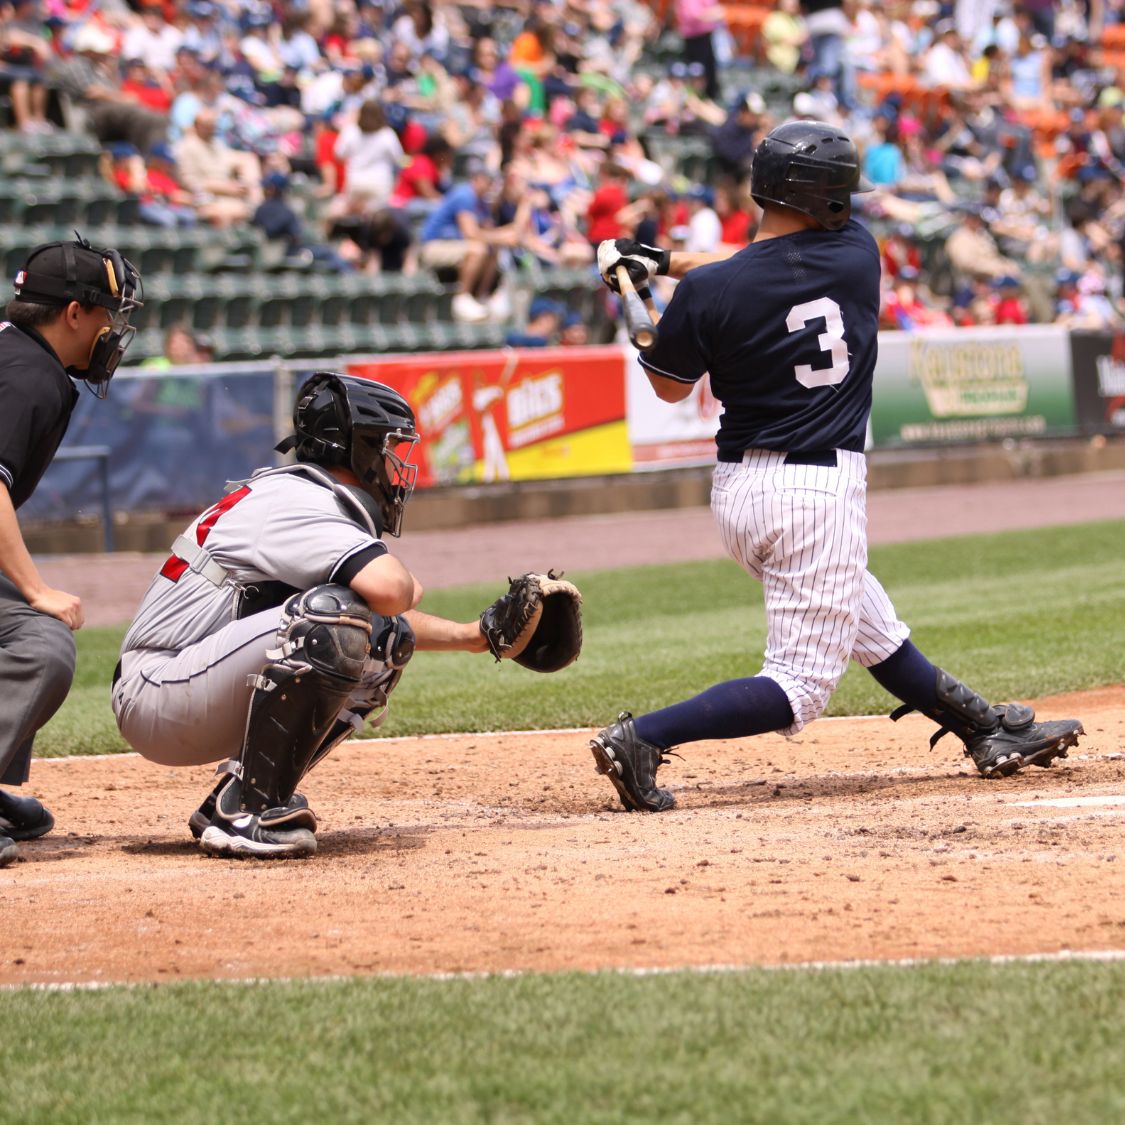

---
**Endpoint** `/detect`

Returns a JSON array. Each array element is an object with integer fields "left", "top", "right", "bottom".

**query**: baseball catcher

[{"left": 112, "top": 372, "right": 579, "bottom": 860}]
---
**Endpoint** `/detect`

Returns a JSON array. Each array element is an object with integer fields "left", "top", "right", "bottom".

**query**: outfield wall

[{"left": 20, "top": 327, "right": 1125, "bottom": 539}]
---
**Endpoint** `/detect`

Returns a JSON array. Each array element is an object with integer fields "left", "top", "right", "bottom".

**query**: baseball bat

[{"left": 615, "top": 265, "right": 659, "bottom": 351}]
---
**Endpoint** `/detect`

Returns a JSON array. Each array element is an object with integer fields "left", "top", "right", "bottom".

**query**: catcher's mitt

[{"left": 479, "top": 570, "right": 583, "bottom": 672}]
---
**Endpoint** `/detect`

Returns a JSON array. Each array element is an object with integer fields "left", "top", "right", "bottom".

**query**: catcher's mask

[
  {"left": 12, "top": 234, "right": 143, "bottom": 398},
  {"left": 750, "top": 120, "right": 873, "bottom": 231},
  {"left": 277, "top": 371, "right": 420, "bottom": 537}
]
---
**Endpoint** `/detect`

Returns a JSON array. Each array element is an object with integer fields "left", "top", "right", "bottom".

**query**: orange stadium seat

[
  {"left": 1100, "top": 24, "right": 1125, "bottom": 50},
  {"left": 722, "top": 5, "right": 771, "bottom": 60},
  {"left": 856, "top": 71, "right": 949, "bottom": 122},
  {"left": 1097, "top": 49, "right": 1125, "bottom": 75}
]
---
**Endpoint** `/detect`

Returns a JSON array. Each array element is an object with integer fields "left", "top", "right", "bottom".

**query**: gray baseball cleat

[
  {"left": 0, "top": 834, "right": 17, "bottom": 868},
  {"left": 590, "top": 712, "right": 675, "bottom": 812}
]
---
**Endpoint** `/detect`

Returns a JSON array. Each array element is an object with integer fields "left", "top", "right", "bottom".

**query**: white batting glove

[{"left": 596, "top": 238, "right": 671, "bottom": 294}]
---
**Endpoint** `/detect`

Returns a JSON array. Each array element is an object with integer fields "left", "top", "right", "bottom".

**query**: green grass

[
  {"left": 16, "top": 520, "right": 1125, "bottom": 1122},
  {"left": 3, "top": 961, "right": 1125, "bottom": 1123},
  {"left": 38, "top": 519, "right": 1125, "bottom": 757}
]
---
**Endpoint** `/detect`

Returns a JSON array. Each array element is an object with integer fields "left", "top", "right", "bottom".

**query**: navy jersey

[{"left": 640, "top": 220, "right": 880, "bottom": 458}]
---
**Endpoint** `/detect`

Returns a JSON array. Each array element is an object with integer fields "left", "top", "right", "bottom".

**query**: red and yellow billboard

[{"left": 348, "top": 346, "right": 633, "bottom": 486}]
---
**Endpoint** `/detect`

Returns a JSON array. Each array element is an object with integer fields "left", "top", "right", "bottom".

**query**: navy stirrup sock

[
  {"left": 634, "top": 676, "right": 794, "bottom": 749},
  {"left": 867, "top": 639, "right": 940, "bottom": 715}
]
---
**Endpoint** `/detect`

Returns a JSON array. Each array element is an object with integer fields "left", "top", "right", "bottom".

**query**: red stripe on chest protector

[
  {"left": 160, "top": 555, "right": 189, "bottom": 582},
  {"left": 196, "top": 485, "right": 251, "bottom": 545},
  {"left": 159, "top": 485, "right": 252, "bottom": 583}
]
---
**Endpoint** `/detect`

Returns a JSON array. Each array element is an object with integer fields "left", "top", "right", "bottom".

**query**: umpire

[{"left": 0, "top": 236, "right": 142, "bottom": 867}]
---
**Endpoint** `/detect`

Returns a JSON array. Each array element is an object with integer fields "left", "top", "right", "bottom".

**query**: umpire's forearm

[{"left": 0, "top": 485, "right": 47, "bottom": 600}]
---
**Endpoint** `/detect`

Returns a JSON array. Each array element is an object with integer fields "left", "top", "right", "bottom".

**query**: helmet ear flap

[{"left": 302, "top": 434, "right": 345, "bottom": 466}]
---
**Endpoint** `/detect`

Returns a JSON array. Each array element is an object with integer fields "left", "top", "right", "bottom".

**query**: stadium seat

[{"left": 722, "top": 5, "right": 770, "bottom": 61}]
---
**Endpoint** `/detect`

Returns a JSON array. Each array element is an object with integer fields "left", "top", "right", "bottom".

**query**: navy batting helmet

[
  {"left": 750, "top": 120, "right": 873, "bottom": 231},
  {"left": 277, "top": 372, "right": 420, "bottom": 537}
]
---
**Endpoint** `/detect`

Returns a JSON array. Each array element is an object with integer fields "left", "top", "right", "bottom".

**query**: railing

[{"left": 51, "top": 445, "right": 113, "bottom": 552}]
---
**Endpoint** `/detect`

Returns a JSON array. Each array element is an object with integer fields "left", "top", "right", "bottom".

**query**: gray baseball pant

[{"left": 0, "top": 575, "right": 76, "bottom": 785}]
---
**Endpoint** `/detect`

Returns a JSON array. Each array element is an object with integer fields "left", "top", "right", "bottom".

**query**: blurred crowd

[{"left": 1, "top": 0, "right": 1124, "bottom": 337}]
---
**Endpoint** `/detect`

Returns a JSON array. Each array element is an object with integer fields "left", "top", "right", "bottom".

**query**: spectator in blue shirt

[
  {"left": 863, "top": 114, "right": 905, "bottom": 187},
  {"left": 504, "top": 297, "right": 564, "bottom": 347},
  {"left": 419, "top": 157, "right": 524, "bottom": 322}
]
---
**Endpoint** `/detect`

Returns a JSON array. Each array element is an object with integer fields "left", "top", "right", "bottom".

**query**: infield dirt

[{"left": 4, "top": 472, "right": 1124, "bottom": 986}]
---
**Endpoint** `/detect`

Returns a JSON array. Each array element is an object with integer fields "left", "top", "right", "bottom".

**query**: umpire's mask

[
  {"left": 12, "top": 235, "right": 143, "bottom": 398},
  {"left": 277, "top": 371, "right": 420, "bottom": 537}
]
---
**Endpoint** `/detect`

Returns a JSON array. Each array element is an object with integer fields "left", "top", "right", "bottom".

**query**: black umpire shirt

[{"left": 0, "top": 321, "right": 79, "bottom": 509}]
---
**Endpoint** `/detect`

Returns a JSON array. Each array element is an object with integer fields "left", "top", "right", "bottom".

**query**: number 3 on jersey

[{"left": 786, "top": 297, "right": 850, "bottom": 389}]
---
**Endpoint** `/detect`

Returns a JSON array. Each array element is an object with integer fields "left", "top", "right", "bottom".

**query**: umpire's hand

[{"left": 30, "top": 586, "right": 84, "bottom": 630}]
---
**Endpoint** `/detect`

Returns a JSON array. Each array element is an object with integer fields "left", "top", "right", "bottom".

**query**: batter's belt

[{"left": 717, "top": 449, "right": 839, "bottom": 466}]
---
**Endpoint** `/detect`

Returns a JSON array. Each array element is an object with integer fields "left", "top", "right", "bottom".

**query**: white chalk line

[
  {"left": 5, "top": 948, "right": 1125, "bottom": 994},
  {"left": 34, "top": 709, "right": 1125, "bottom": 766},
  {"left": 1015, "top": 795, "right": 1125, "bottom": 808}
]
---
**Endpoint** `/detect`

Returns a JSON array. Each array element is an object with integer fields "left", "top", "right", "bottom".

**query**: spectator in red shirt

[
  {"left": 714, "top": 179, "right": 754, "bottom": 247},
  {"left": 880, "top": 223, "right": 924, "bottom": 282},
  {"left": 991, "top": 276, "right": 1030, "bottom": 324},
  {"left": 105, "top": 141, "right": 198, "bottom": 227},
  {"left": 389, "top": 133, "right": 454, "bottom": 208},
  {"left": 120, "top": 57, "right": 175, "bottom": 114},
  {"left": 312, "top": 111, "right": 345, "bottom": 200},
  {"left": 585, "top": 161, "right": 643, "bottom": 246}
]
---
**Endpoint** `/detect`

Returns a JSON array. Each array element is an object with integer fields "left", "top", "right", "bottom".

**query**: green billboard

[{"left": 871, "top": 326, "right": 1077, "bottom": 447}]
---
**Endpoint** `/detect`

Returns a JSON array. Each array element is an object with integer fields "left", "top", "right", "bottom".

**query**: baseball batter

[
  {"left": 113, "top": 373, "right": 496, "bottom": 859},
  {"left": 590, "top": 120, "right": 1084, "bottom": 812}
]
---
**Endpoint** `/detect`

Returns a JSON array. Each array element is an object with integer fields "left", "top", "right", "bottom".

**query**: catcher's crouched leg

[
  {"left": 199, "top": 585, "right": 375, "bottom": 859},
  {"left": 895, "top": 669, "right": 1084, "bottom": 779}
]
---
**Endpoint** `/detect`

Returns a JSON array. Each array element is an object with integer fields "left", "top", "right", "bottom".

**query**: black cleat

[
  {"left": 590, "top": 712, "right": 675, "bottom": 812},
  {"left": 189, "top": 782, "right": 311, "bottom": 840},
  {"left": 0, "top": 790, "right": 55, "bottom": 841},
  {"left": 198, "top": 776, "right": 317, "bottom": 859},
  {"left": 967, "top": 716, "right": 1084, "bottom": 778}
]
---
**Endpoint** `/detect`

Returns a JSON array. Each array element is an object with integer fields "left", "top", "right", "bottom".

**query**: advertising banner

[
  {"left": 870, "top": 325, "right": 1076, "bottom": 446},
  {"left": 348, "top": 347, "right": 631, "bottom": 486},
  {"left": 624, "top": 350, "right": 719, "bottom": 469},
  {"left": 1068, "top": 330, "right": 1125, "bottom": 434}
]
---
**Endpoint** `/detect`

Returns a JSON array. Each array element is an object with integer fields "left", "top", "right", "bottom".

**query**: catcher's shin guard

[
  {"left": 235, "top": 584, "right": 374, "bottom": 814},
  {"left": 591, "top": 712, "right": 675, "bottom": 812},
  {"left": 305, "top": 610, "right": 417, "bottom": 772},
  {"left": 893, "top": 669, "right": 1084, "bottom": 778}
]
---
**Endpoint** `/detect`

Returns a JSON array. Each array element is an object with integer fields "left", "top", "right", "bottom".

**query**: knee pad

[{"left": 275, "top": 584, "right": 374, "bottom": 683}]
